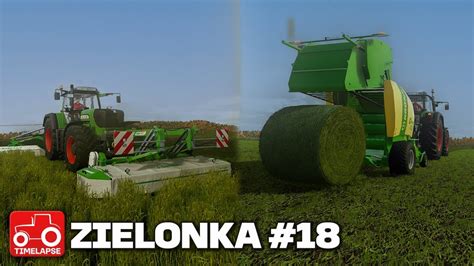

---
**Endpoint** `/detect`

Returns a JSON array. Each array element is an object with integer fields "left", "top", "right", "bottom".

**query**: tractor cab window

[
  {"left": 418, "top": 95, "right": 433, "bottom": 113},
  {"left": 410, "top": 95, "right": 432, "bottom": 113},
  {"left": 423, "top": 98, "right": 433, "bottom": 112},
  {"left": 64, "top": 94, "right": 100, "bottom": 112},
  {"left": 72, "top": 98, "right": 86, "bottom": 111},
  {"left": 412, "top": 99, "right": 424, "bottom": 113},
  {"left": 72, "top": 96, "right": 94, "bottom": 110}
]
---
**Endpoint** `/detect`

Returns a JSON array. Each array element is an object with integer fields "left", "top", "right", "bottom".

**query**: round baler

[{"left": 260, "top": 33, "right": 429, "bottom": 185}]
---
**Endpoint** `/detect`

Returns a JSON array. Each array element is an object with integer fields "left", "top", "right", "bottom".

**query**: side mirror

[
  {"left": 116, "top": 95, "right": 121, "bottom": 103},
  {"left": 445, "top": 103, "right": 449, "bottom": 110},
  {"left": 54, "top": 92, "right": 60, "bottom": 100}
]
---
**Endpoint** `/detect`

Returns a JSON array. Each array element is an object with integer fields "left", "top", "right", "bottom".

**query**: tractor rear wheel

[
  {"left": 442, "top": 128, "right": 449, "bottom": 156},
  {"left": 389, "top": 141, "right": 416, "bottom": 175},
  {"left": 64, "top": 125, "right": 96, "bottom": 172},
  {"left": 420, "top": 112, "right": 444, "bottom": 160},
  {"left": 44, "top": 117, "right": 59, "bottom": 160}
]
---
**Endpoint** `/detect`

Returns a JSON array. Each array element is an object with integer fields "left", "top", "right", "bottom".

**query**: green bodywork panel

[
  {"left": 55, "top": 112, "right": 68, "bottom": 128},
  {"left": 78, "top": 109, "right": 104, "bottom": 135},
  {"left": 78, "top": 167, "right": 112, "bottom": 180},
  {"left": 289, "top": 42, "right": 353, "bottom": 91},
  {"left": 288, "top": 39, "right": 392, "bottom": 92},
  {"left": 61, "top": 108, "right": 118, "bottom": 136},
  {"left": 365, "top": 40, "right": 393, "bottom": 86}
]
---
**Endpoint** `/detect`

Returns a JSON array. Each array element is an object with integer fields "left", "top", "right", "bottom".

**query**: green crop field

[
  {"left": 0, "top": 140, "right": 473, "bottom": 264},
  {"left": 235, "top": 140, "right": 473, "bottom": 264},
  {"left": 0, "top": 151, "right": 240, "bottom": 265}
]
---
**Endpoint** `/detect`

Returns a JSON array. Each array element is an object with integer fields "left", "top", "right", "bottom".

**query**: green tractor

[
  {"left": 5, "top": 84, "right": 231, "bottom": 196},
  {"left": 408, "top": 90, "right": 449, "bottom": 160},
  {"left": 44, "top": 85, "right": 125, "bottom": 171},
  {"left": 43, "top": 84, "right": 209, "bottom": 171},
  {"left": 259, "top": 33, "right": 448, "bottom": 186},
  {"left": 0, "top": 85, "right": 231, "bottom": 197}
]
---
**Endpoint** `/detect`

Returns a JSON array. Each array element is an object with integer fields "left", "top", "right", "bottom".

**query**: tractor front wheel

[
  {"left": 44, "top": 117, "right": 59, "bottom": 160},
  {"left": 64, "top": 125, "right": 96, "bottom": 172},
  {"left": 389, "top": 141, "right": 416, "bottom": 175}
]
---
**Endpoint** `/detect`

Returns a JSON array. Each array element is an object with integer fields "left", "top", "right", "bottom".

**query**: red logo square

[{"left": 9, "top": 211, "right": 65, "bottom": 257}]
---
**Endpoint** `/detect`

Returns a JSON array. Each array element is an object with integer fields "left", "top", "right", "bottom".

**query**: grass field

[
  {"left": 0, "top": 140, "right": 473, "bottom": 264},
  {"left": 236, "top": 140, "right": 473, "bottom": 264},
  {"left": 0, "top": 139, "right": 240, "bottom": 265}
]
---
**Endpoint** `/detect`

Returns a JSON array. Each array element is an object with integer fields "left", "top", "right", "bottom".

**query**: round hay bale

[{"left": 259, "top": 105, "right": 365, "bottom": 185}]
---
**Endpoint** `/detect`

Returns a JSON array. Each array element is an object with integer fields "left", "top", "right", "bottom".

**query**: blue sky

[
  {"left": 1, "top": 0, "right": 473, "bottom": 137},
  {"left": 0, "top": 0, "right": 240, "bottom": 132}
]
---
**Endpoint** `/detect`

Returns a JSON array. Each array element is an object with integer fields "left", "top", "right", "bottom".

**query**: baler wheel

[
  {"left": 64, "top": 125, "right": 96, "bottom": 172},
  {"left": 442, "top": 128, "right": 449, "bottom": 156},
  {"left": 420, "top": 112, "right": 444, "bottom": 160},
  {"left": 44, "top": 117, "right": 59, "bottom": 160},
  {"left": 420, "top": 153, "right": 428, "bottom": 168},
  {"left": 389, "top": 141, "right": 416, "bottom": 175}
]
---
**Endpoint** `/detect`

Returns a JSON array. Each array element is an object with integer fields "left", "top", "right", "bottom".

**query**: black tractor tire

[
  {"left": 442, "top": 128, "right": 449, "bottom": 156},
  {"left": 44, "top": 117, "right": 60, "bottom": 160},
  {"left": 389, "top": 141, "right": 416, "bottom": 175},
  {"left": 64, "top": 125, "right": 96, "bottom": 172},
  {"left": 420, "top": 112, "right": 444, "bottom": 160}
]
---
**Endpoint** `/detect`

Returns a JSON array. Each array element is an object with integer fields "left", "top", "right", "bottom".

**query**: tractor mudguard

[
  {"left": 43, "top": 113, "right": 58, "bottom": 129},
  {"left": 63, "top": 121, "right": 87, "bottom": 137},
  {"left": 43, "top": 112, "right": 68, "bottom": 129},
  {"left": 44, "top": 113, "right": 70, "bottom": 157}
]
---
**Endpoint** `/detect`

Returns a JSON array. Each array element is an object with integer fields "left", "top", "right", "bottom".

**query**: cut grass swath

[{"left": 259, "top": 105, "right": 365, "bottom": 185}]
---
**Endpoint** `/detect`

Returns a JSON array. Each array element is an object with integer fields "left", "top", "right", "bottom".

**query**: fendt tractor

[
  {"left": 44, "top": 85, "right": 125, "bottom": 171},
  {"left": 408, "top": 90, "right": 449, "bottom": 160},
  {"left": 259, "top": 33, "right": 449, "bottom": 186},
  {"left": 3, "top": 85, "right": 231, "bottom": 196}
]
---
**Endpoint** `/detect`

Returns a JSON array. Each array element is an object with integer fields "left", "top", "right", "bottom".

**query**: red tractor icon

[{"left": 13, "top": 213, "right": 62, "bottom": 248}]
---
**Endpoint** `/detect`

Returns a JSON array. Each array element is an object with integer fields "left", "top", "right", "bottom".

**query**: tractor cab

[
  {"left": 54, "top": 85, "right": 122, "bottom": 126},
  {"left": 408, "top": 90, "right": 449, "bottom": 115},
  {"left": 409, "top": 92, "right": 434, "bottom": 114},
  {"left": 408, "top": 90, "right": 449, "bottom": 136}
]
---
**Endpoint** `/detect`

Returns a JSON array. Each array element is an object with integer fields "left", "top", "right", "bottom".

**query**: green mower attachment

[
  {"left": 0, "top": 128, "right": 46, "bottom": 156},
  {"left": 76, "top": 126, "right": 231, "bottom": 197}
]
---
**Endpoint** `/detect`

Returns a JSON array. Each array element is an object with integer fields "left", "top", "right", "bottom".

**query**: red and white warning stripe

[
  {"left": 216, "top": 128, "right": 229, "bottom": 148},
  {"left": 113, "top": 131, "right": 135, "bottom": 155}
]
